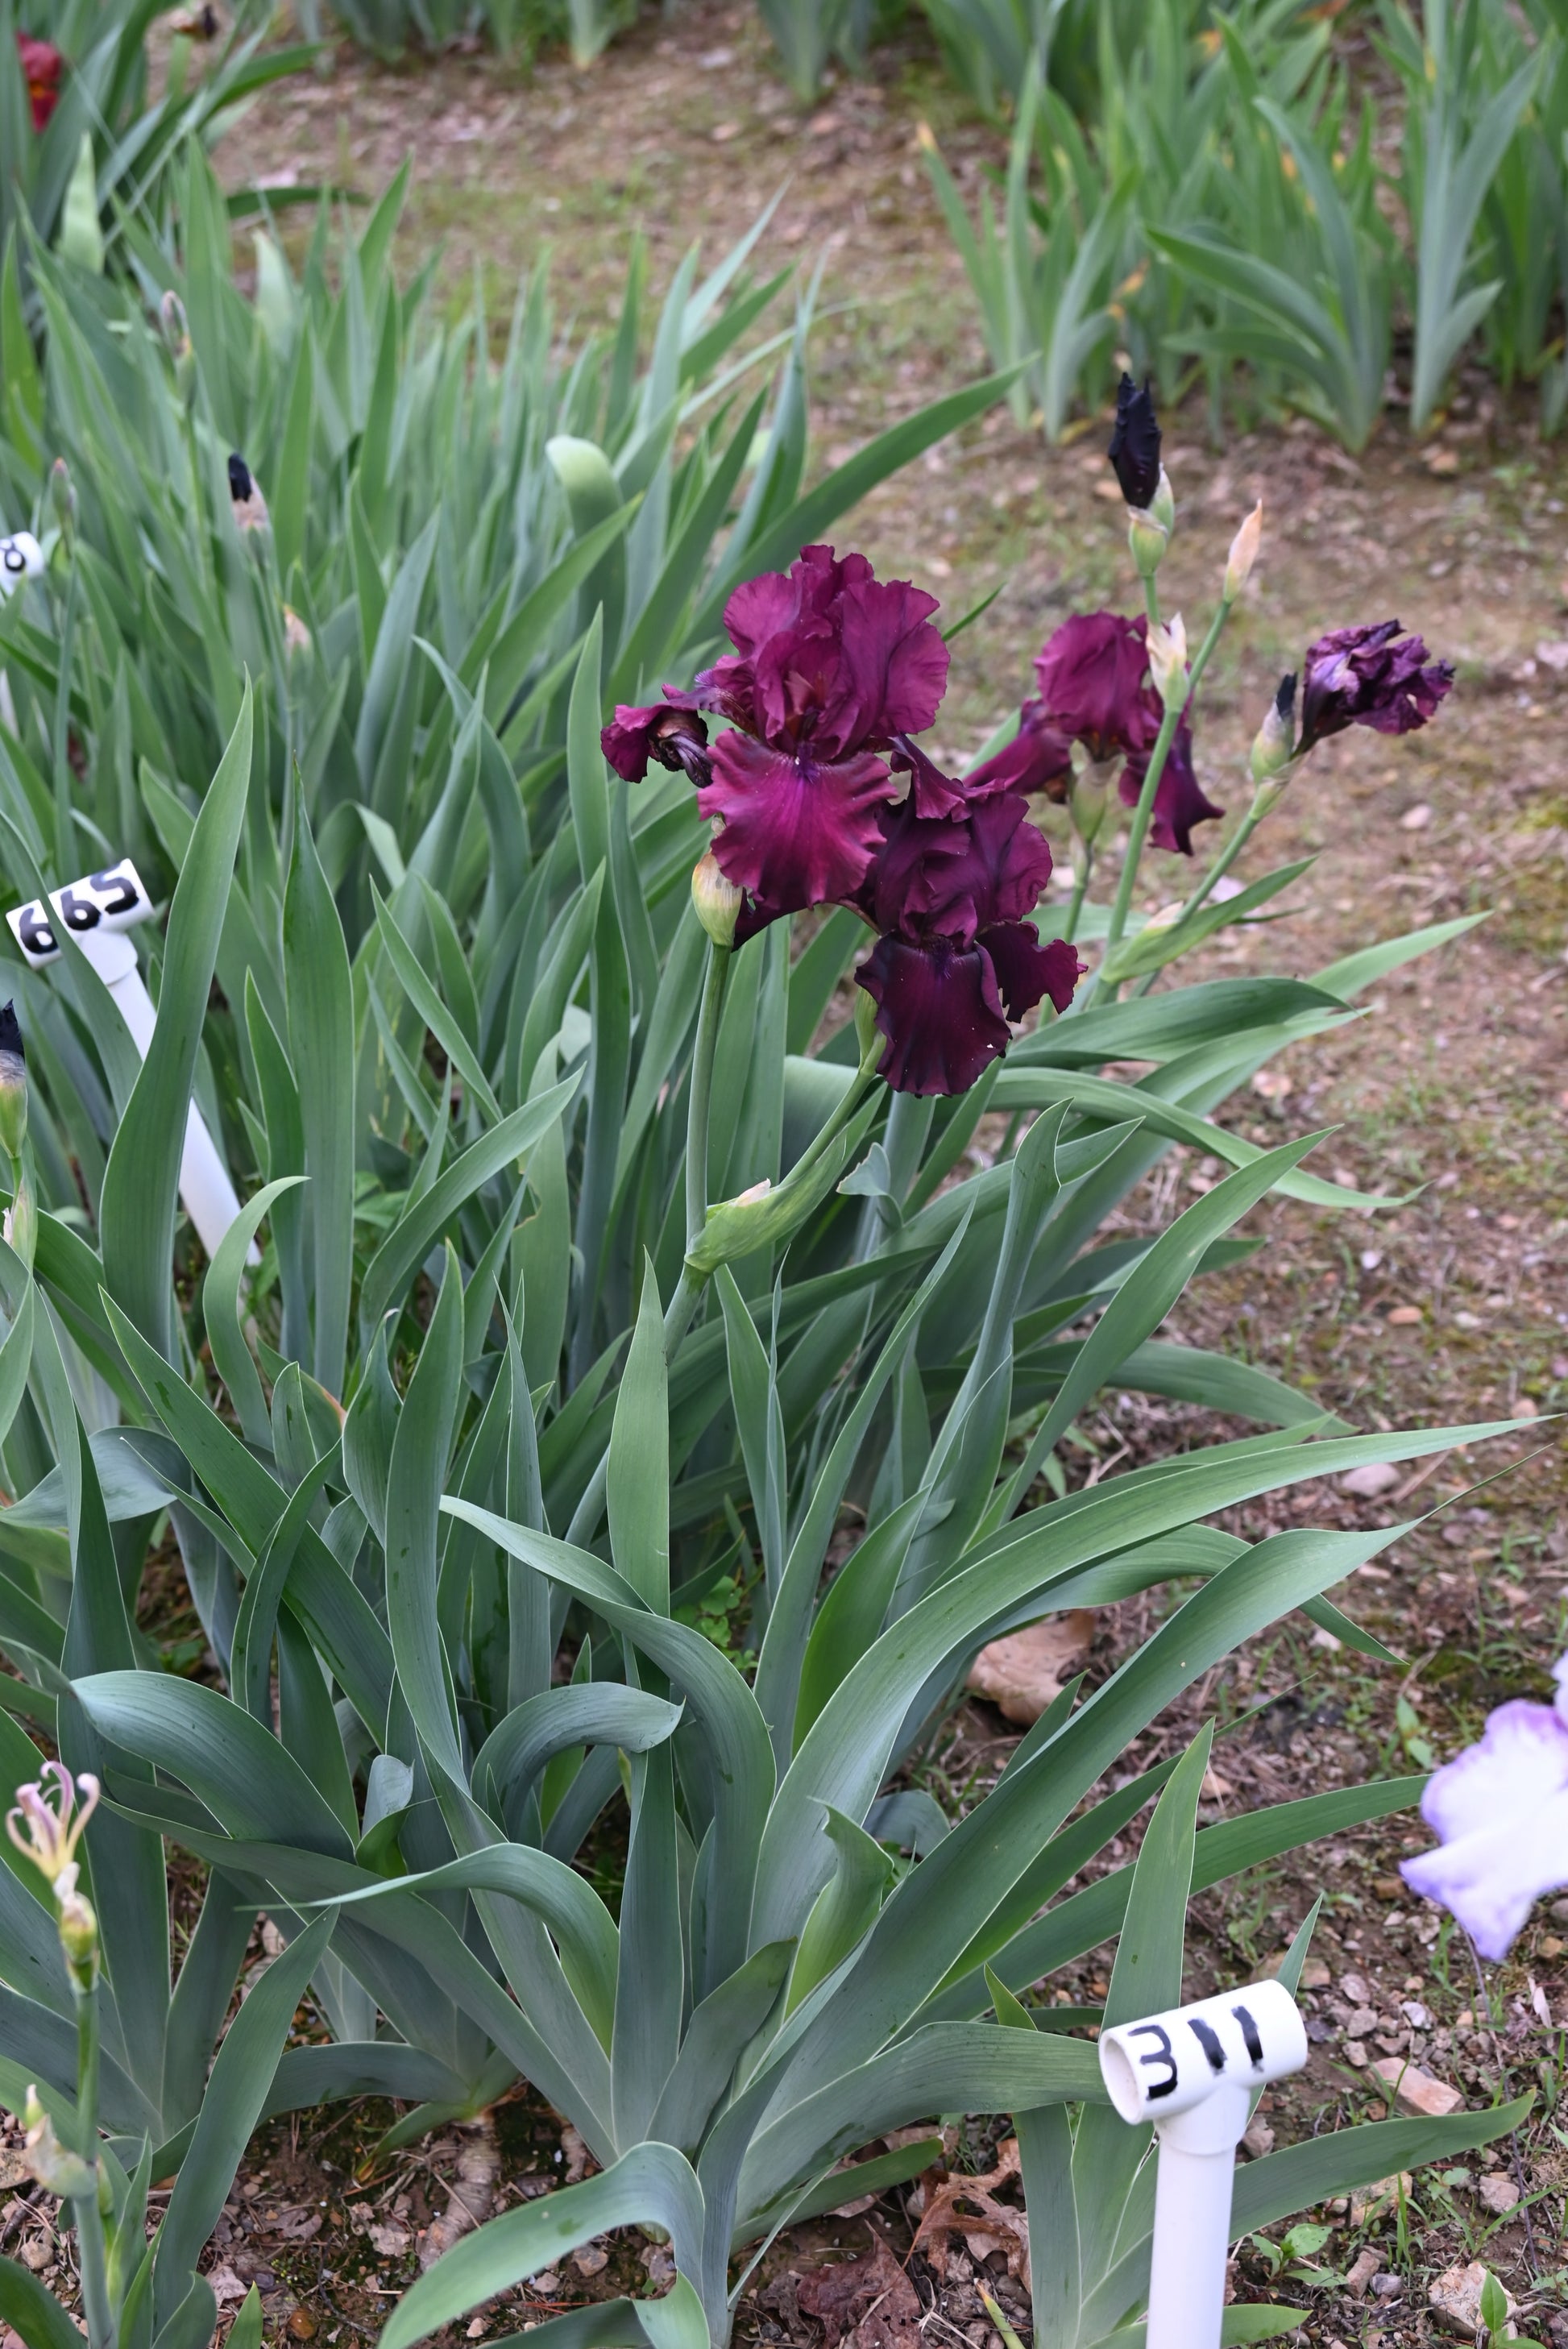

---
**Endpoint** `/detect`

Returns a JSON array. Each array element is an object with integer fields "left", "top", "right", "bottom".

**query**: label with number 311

[{"left": 6, "top": 860, "right": 155, "bottom": 969}]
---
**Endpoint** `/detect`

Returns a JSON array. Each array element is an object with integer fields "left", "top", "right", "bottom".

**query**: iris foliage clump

[{"left": 0, "top": 163, "right": 1531, "bottom": 2349}]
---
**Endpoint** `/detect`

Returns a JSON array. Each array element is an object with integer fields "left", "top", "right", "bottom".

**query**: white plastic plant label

[
  {"left": 6, "top": 860, "right": 155, "bottom": 969},
  {"left": 0, "top": 535, "right": 44, "bottom": 599},
  {"left": 1098, "top": 1975, "right": 1307, "bottom": 2125}
]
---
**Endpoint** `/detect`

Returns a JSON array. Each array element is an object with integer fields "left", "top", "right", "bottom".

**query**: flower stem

[
  {"left": 1063, "top": 845, "right": 1093, "bottom": 945},
  {"left": 1127, "top": 797, "right": 1267, "bottom": 998},
  {"left": 1098, "top": 596, "right": 1233, "bottom": 982},
  {"left": 686, "top": 942, "right": 730, "bottom": 1255},
  {"left": 71, "top": 1981, "right": 110, "bottom": 2349}
]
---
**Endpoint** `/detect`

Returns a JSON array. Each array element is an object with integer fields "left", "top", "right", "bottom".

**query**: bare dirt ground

[{"left": 110, "top": 4, "right": 1568, "bottom": 2339}]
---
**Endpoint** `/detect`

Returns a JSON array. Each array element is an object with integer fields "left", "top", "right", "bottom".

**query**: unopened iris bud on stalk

[
  {"left": 56, "top": 1882, "right": 98, "bottom": 1986},
  {"left": 1148, "top": 467, "right": 1176, "bottom": 539},
  {"left": 1147, "top": 614, "right": 1188, "bottom": 709},
  {"left": 1250, "top": 673, "right": 1297, "bottom": 786},
  {"left": 0, "top": 1003, "right": 27, "bottom": 1161},
  {"left": 1223, "top": 500, "right": 1263, "bottom": 604},
  {"left": 49, "top": 460, "right": 74, "bottom": 550},
  {"left": 22, "top": 2089, "right": 96, "bottom": 2202},
  {"left": 1069, "top": 757, "right": 1114, "bottom": 847},
  {"left": 1126, "top": 504, "right": 1168, "bottom": 580},
  {"left": 691, "top": 850, "right": 741, "bottom": 950}
]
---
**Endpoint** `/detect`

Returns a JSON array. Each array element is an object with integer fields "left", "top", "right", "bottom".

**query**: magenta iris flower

[
  {"left": 604, "top": 543, "right": 1081, "bottom": 1092},
  {"left": 1031, "top": 610, "right": 1222, "bottom": 856},
  {"left": 1296, "top": 621, "right": 1454, "bottom": 758},
  {"left": 855, "top": 792, "right": 1083, "bottom": 1095},
  {"left": 602, "top": 544, "right": 950, "bottom": 911},
  {"left": 1400, "top": 1658, "right": 1568, "bottom": 1960}
]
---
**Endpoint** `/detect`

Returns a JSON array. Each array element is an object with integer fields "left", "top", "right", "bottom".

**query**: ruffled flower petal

[
  {"left": 1297, "top": 620, "right": 1455, "bottom": 757},
  {"left": 863, "top": 791, "right": 1053, "bottom": 945},
  {"left": 699, "top": 732, "right": 896, "bottom": 911},
  {"left": 888, "top": 736, "right": 969, "bottom": 820},
  {"left": 1400, "top": 1690, "right": 1568, "bottom": 1958},
  {"left": 832, "top": 575, "right": 949, "bottom": 745},
  {"left": 983, "top": 923, "right": 1084, "bottom": 1021},
  {"left": 856, "top": 935, "right": 1011, "bottom": 1096},
  {"left": 963, "top": 699, "right": 1075, "bottom": 802},
  {"left": 1118, "top": 718, "right": 1222, "bottom": 855},
  {"left": 1035, "top": 611, "right": 1161, "bottom": 763}
]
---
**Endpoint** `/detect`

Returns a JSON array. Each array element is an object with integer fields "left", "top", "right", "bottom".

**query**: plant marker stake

[
  {"left": 0, "top": 533, "right": 45, "bottom": 738},
  {"left": 6, "top": 860, "right": 256, "bottom": 1264},
  {"left": 1098, "top": 1977, "right": 1307, "bottom": 2349}
]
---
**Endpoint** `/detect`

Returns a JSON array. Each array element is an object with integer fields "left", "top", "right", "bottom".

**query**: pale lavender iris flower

[{"left": 1400, "top": 1656, "right": 1568, "bottom": 1959}]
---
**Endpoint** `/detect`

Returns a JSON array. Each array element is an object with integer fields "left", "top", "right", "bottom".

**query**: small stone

[
  {"left": 1350, "top": 2173, "right": 1412, "bottom": 2227},
  {"left": 1344, "top": 2039, "right": 1369, "bottom": 2067},
  {"left": 1386, "top": 1304, "right": 1424, "bottom": 1326},
  {"left": 1241, "top": 2118, "right": 1274, "bottom": 2158},
  {"left": 570, "top": 2245, "right": 608, "bottom": 2277},
  {"left": 467, "top": 2323, "right": 487, "bottom": 2340},
  {"left": 529, "top": 2274, "right": 561, "bottom": 2297},
  {"left": 1340, "top": 1972, "right": 1374, "bottom": 2004},
  {"left": 1400, "top": 2000, "right": 1431, "bottom": 2031},
  {"left": 1478, "top": 2172, "right": 1518, "bottom": 2214},
  {"left": 1300, "top": 1957, "right": 1332, "bottom": 1990},
  {"left": 1373, "top": 1876, "right": 1404, "bottom": 1899},
  {"left": 1429, "top": 2259, "right": 1513, "bottom": 2337},
  {"left": 1369, "top": 2058, "right": 1463, "bottom": 2118},
  {"left": 1347, "top": 2006, "right": 1379, "bottom": 2036},
  {"left": 1540, "top": 1935, "right": 1564, "bottom": 1958},
  {"left": 1342, "top": 1463, "right": 1400, "bottom": 1498},
  {"left": 1369, "top": 2272, "right": 1404, "bottom": 2300},
  {"left": 287, "top": 2314, "right": 317, "bottom": 2343},
  {"left": 1400, "top": 803, "right": 1433, "bottom": 830},
  {"left": 1345, "top": 2247, "right": 1382, "bottom": 2299},
  {"left": 1552, "top": 1897, "right": 1568, "bottom": 1924}
]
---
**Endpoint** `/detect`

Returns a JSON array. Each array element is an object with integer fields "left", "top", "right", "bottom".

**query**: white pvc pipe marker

[
  {"left": 1098, "top": 1978, "right": 1308, "bottom": 2349},
  {"left": 6, "top": 858, "right": 251, "bottom": 1264}
]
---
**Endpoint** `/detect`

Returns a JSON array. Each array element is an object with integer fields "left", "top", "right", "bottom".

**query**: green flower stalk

[{"left": 0, "top": 1005, "right": 35, "bottom": 1274}]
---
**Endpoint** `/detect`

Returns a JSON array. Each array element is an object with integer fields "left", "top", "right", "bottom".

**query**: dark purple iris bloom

[
  {"left": 1033, "top": 611, "right": 1159, "bottom": 764},
  {"left": 601, "top": 544, "right": 950, "bottom": 913},
  {"left": 1296, "top": 621, "right": 1454, "bottom": 757},
  {"left": 1118, "top": 716, "right": 1223, "bottom": 857},
  {"left": 961, "top": 698, "right": 1076, "bottom": 803},
  {"left": 855, "top": 792, "right": 1083, "bottom": 1095},
  {"left": 602, "top": 702, "right": 711, "bottom": 786},
  {"left": 1108, "top": 374, "right": 1161, "bottom": 510}
]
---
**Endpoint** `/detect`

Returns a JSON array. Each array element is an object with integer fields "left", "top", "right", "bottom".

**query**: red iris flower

[
  {"left": 603, "top": 543, "right": 949, "bottom": 912},
  {"left": 855, "top": 792, "right": 1083, "bottom": 1096},
  {"left": 17, "top": 32, "right": 61, "bottom": 129},
  {"left": 1031, "top": 608, "right": 1222, "bottom": 856},
  {"left": 960, "top": 697, "right": 1075, "bottom": 803},
  {"left": 1296, "top": 621, "right": 1454, "bottom": 758}
]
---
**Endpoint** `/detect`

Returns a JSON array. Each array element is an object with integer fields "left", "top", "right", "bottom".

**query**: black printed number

[
  {"left": 56, "top": 886, "right": 99, "bottom": 934},
  {"left": 90, "top": 865, "right": 139, "bottom": 917},
  {"left": 16, "top": 903, "right": 55, "bottom": 958},
  {"left": 1128, "top": 2021, "right": 1178, "bottom": 2100}
]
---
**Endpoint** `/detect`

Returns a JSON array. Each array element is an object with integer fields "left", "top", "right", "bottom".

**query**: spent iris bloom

[
  {"left": 6, "top": 1762, "right": 98, "bottom": 1891},
  {"left": 16, "top": 34, "right": 61, "bottom": 131},
  {"left": 854, "top": 790, "right": 1083, "bottom": 1095},
  {"left": 1296, "top": 621, "right": 1454, "bottom": 758},
  {"left": 1400, "top": 1657, "right": 1568, "bottom": 1960},
  {"left": 603, "top": 543, "right": 950, "bottom": 911}
]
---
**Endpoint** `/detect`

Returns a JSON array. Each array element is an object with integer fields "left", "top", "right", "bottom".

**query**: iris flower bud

[
  {"left": 22, "top": 2090, "right": 96, "bottom": 2201},
  {"left": 49, "top": 460, "right": 75, "bottom": 551},
  {"left": 1147, "top": 614, "right": 1188, "bottom": 710},
  {"left": 1224, "top": 500, "right": 1263, "bottom": 603},
  {"left": 691, "top": 850, "right": 741, "bottom": 950},
  {"left": 1149, "top": 467, "right": 1176, "bottom": 538},
  {"left": 1250, "top": 674, "right": 1297, "bottom": 786},
  {"left": 56, "top": 1882, "right": 98, "bottom": 1986},
  {"left": 1126, "top": 505, "right": 1168, "bottom": 580},
  {"left": 1069, "top": 756, "right": 1114, "bottom": 847},
  {"left": 0, "top": 1004, "right": 27, "bottom": 1162}
]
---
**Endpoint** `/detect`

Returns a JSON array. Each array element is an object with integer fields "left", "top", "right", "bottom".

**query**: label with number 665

[{"left": 6, "top": 860, "right": 154, "bottom": 969}]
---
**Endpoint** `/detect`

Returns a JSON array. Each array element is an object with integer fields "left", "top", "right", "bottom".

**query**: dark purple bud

[{"left": 1108, "top": 375, "right": 1162, "bottom": 511}]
